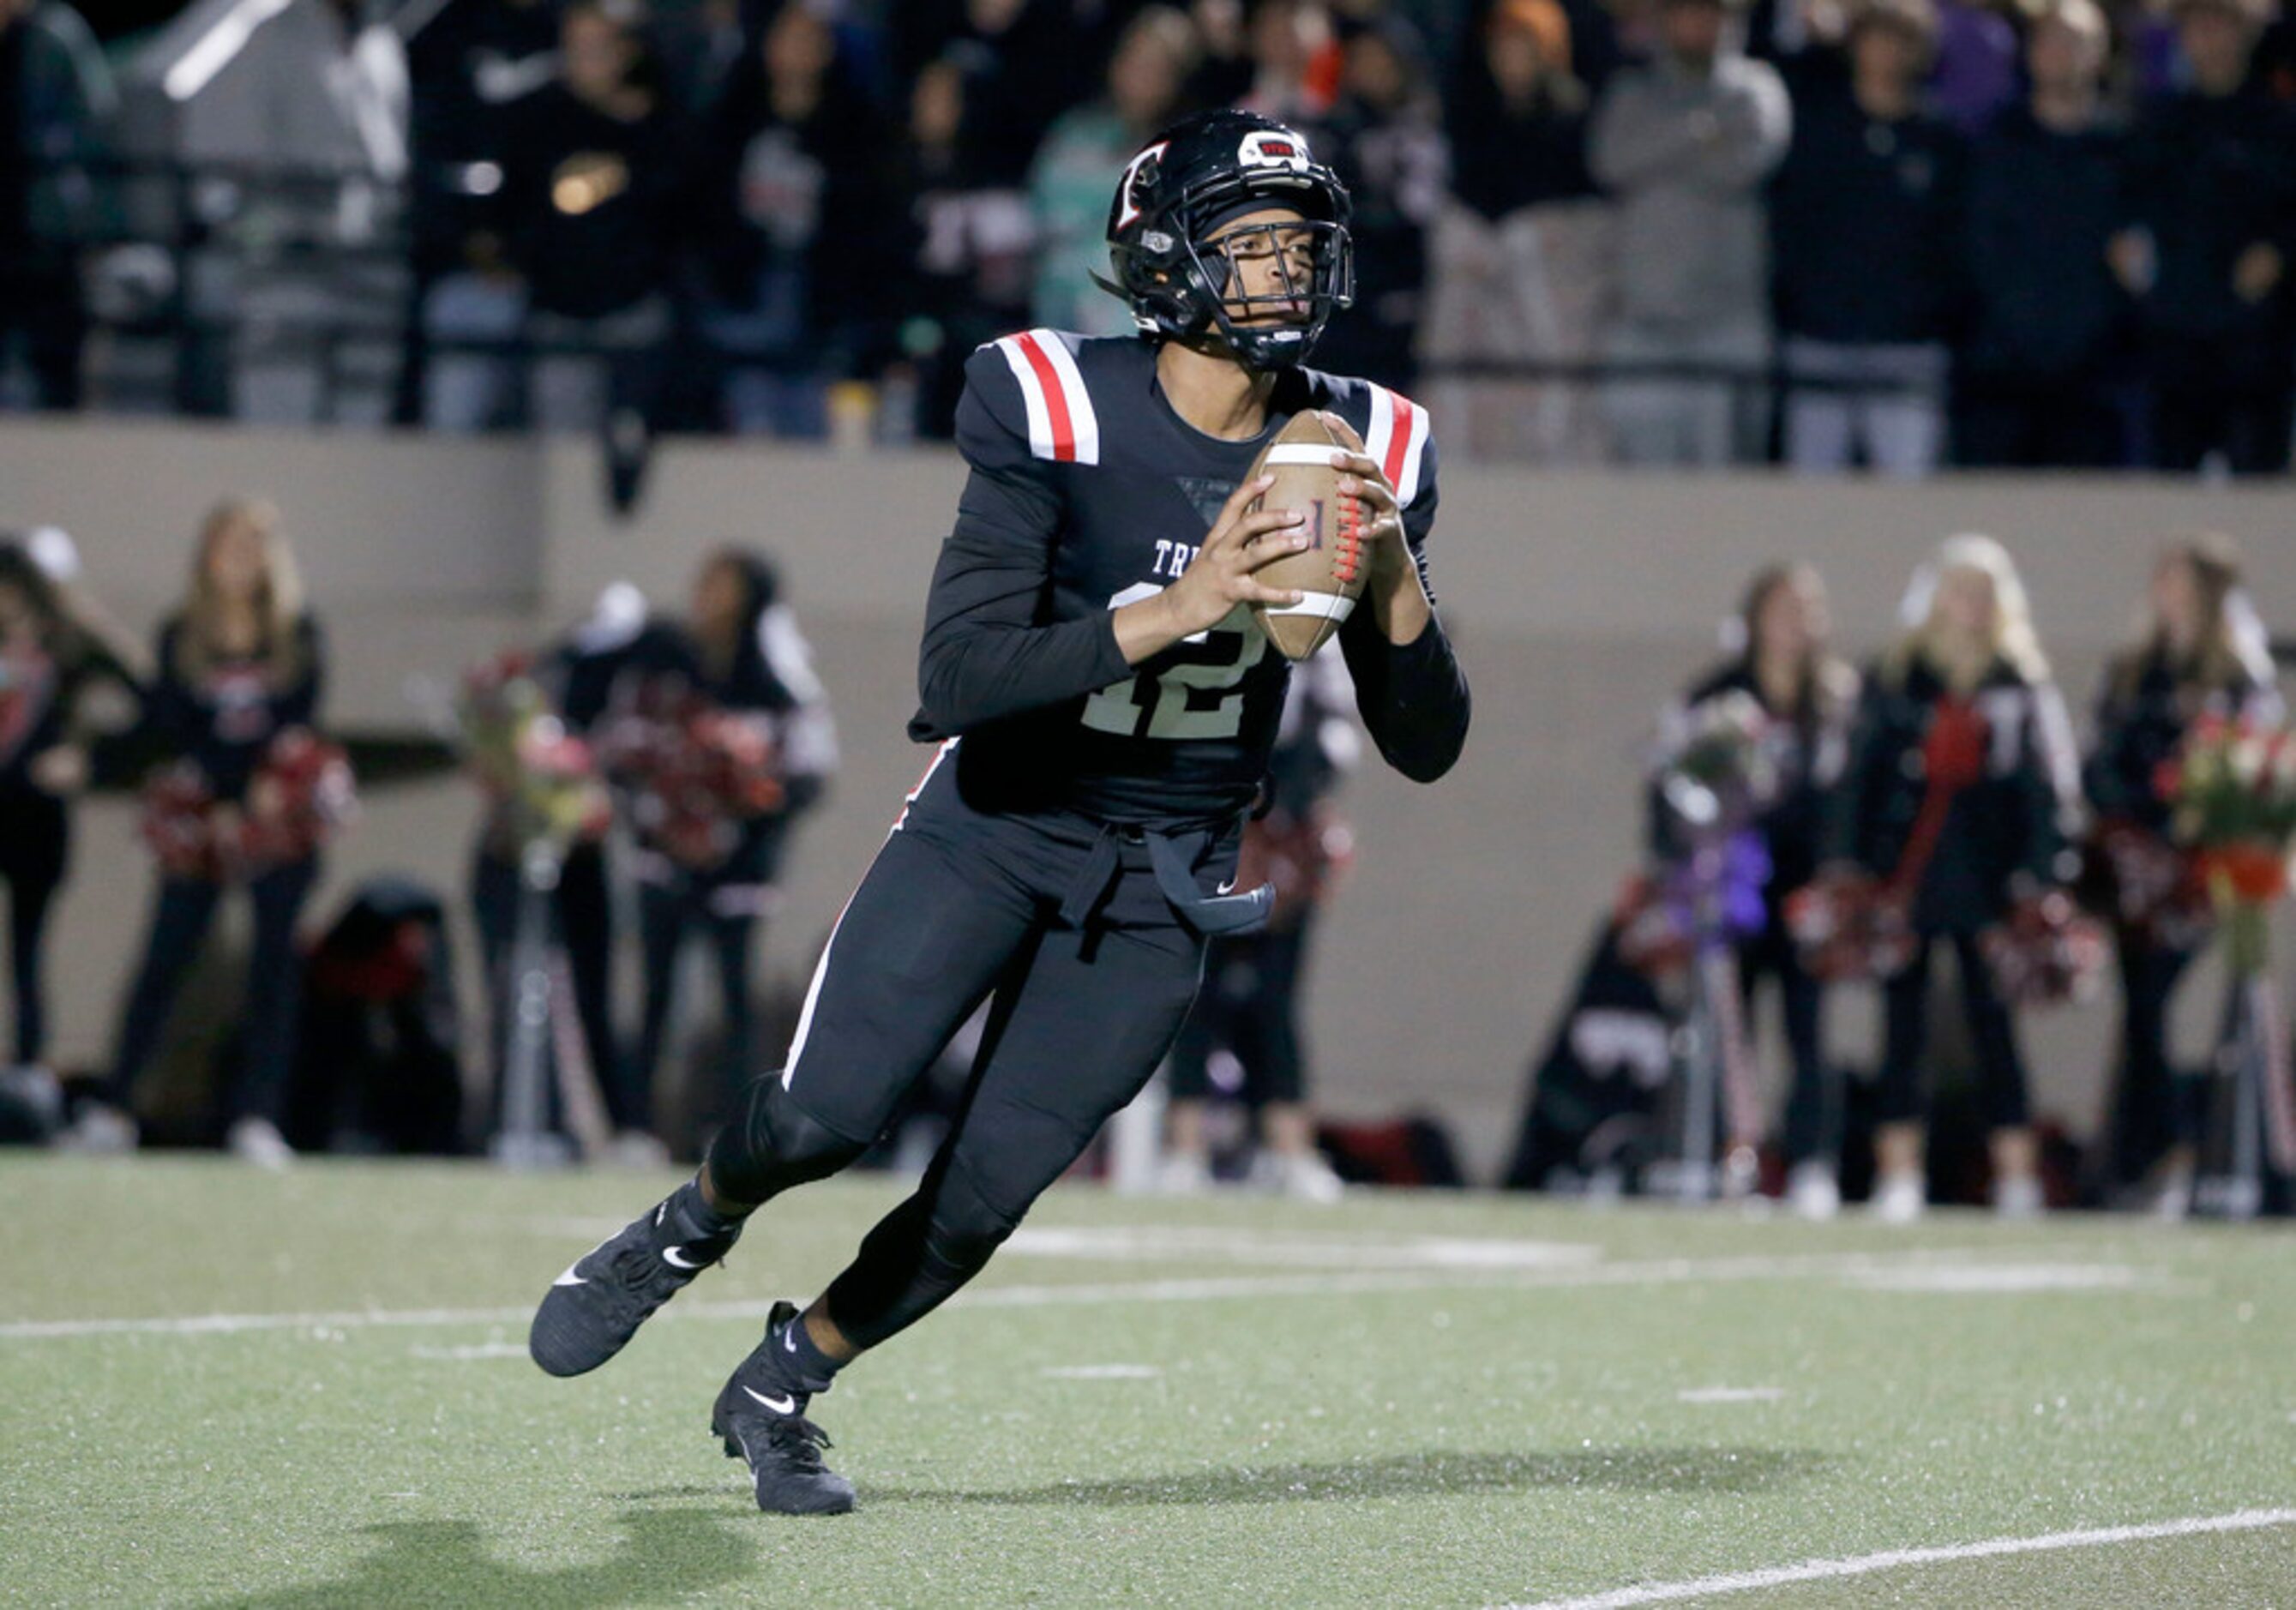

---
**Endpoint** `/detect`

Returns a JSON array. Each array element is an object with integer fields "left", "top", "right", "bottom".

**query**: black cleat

[
  {"left": 710, "top": 1301, "right": 857, "bottom": 1516},
  {"left": 528, "top": 1186, "right": 739, "bottom": 1378}
]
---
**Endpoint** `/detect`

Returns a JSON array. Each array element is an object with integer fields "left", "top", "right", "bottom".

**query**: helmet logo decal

[
  {"left": 1115, "top": 141, "right": 1169, "bottom": 231},
  {"left": 1237, "top": 130, "right": 1311, "bottom": 173}
]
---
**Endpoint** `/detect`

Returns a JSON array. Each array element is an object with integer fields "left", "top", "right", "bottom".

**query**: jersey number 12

[{"left": 1079, "top": 585, "right": 1267, "bottom": 741}]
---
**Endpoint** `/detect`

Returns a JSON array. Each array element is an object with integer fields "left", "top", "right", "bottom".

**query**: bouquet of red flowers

[
  {"left": 458, "top": 652, "right": 613, "bottom": 856},
  {"left": 595, "top": 679, "right": 785, "bottom": 872},
  {"left": 2160, "top": 713, "right": 2296, "bottom": 946},
  {"left": 140, "top": 727, "right": 357, "bottom": 881},
  {"left": 2156, "top": 712, "right": 2296, "bottom": 1184}
]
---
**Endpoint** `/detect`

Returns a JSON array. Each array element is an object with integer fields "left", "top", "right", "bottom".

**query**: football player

[{"left": 527, "top": 108, "right": 1470, "bottom": 1515}]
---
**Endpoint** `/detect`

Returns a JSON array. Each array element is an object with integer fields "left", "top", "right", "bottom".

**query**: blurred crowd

[
  {"left": 1515, "top": 530, "right": 2293, "bottom": 1218},
  {"left": 3, "top": 0, "right": 2293, "bottom": 472}
]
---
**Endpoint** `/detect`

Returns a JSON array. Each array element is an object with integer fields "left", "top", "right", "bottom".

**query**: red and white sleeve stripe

[
  {"left": 989, "top": 329, "right": 1101, "bottom": 466},
  {"left": 1361, "top": 384, "right": 1431, "bottom": 508}
]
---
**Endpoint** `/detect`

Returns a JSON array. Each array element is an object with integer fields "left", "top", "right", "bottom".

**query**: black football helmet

[{"left": 1104, "top": 109, "right": 1354, "bottom": 371}]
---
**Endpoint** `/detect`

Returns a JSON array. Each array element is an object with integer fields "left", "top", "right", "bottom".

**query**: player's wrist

[
  {"left": 1368, "top": 561, "right": 1432, "bottom": 646},
  {"left": 1114, "top": 587, "right": 1190, "bottom": 666}
]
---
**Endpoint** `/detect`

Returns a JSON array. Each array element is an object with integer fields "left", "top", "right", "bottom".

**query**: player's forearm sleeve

[
  {"left": 1343, "top": 616, "right": 1470, "bottom": 783},
  {"left": 911, "top": 478, "right": 1133, "bottom": 736}
]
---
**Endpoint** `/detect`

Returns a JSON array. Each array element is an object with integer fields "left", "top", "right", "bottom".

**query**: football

[{"left": 1243, "top": 411, "right": 1368, "bottom": 661}]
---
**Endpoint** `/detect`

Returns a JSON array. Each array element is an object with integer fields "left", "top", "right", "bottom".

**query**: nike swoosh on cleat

[
  {"left": 661, "top": 1246, "right": 705, "bottom": 1271},
  {"left": 781, "top": 1326, "right": 799, "bottom": 1353},
  {"left": 742, "top": 1385, "right": 796, "bottom": 1415},
  {"left": 552, "top": 1262, "right": 586, "bottom": 1288}
]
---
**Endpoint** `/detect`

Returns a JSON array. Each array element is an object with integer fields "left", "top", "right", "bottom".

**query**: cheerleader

[
  {"left": 1160, "top": 648, "right": 1356, "bottom": 1202},
  {"left": 1827, "top": 534, "right": 2082, "bottom": 1221},
  {"left": 0, "top": 538, "right": 130, "bottom": 1120},
  {"left": 2085, "top": 535, "right": 2279, "bottom": 1208},
  {"left": 626, "top": 551, "right": 835, "bottom": 1146},
  {"left": 75, "top": 499, "right": 329, "bottom": 1164},
  {"left": 1658, "top": 565, "right": 1859, "bottom": 1217}
]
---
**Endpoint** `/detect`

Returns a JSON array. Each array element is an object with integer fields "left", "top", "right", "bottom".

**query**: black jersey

[{"left": 909, "top": 328, "right": 1464, "bottom": 825}]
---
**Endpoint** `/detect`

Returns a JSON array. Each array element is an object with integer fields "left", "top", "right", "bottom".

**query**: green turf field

[{"left": 5, "top": 1156, "right": 2294, "bottom": 1608}]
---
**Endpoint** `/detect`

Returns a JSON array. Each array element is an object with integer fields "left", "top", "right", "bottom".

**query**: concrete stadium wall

[{"left": 6, "top": 415, "right": 2295, "bottom": 1177}]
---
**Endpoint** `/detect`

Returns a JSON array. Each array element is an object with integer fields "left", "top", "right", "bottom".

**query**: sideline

[{"left": 1496, "top": 1508, "right": 2296, "bottom": 1610}]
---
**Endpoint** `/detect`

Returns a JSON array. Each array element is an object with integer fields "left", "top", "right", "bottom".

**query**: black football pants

[{"left": 706, "top": 751, "right": 1216, "bottom": 1351}]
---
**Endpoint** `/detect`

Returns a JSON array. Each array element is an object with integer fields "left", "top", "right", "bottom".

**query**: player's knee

[
  {"left": 708, "top": 1077, "right": 869, "bottom": 1202},
  {"left": 921, "top": 1167, "right": 1025, "bottom": 1277},
  {"left": 760, "top": 1084, "right": 867, "bottom": 1172}
]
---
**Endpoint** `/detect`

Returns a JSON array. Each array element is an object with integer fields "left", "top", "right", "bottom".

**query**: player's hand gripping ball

[{"left": 1241, "top": 412, "right": 1373, "bottom": 660}]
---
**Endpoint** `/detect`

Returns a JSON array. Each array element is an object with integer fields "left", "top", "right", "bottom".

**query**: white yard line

[
  {"left": 1496, "top": 1508, "right": 2296, "bottom": 1610},
  {"left": 1675, "top": 1387, "right": 1784, "bottom": 1404},
  {"left": 1042, "top": 1364, "right": 1162, "bottom": 1380},
  {"left": 0, "top": 1247, "right": 2143, "bottom": 1343},
  {"left": 0, "top": 1304, "right": 544, "bottom": 1340}
]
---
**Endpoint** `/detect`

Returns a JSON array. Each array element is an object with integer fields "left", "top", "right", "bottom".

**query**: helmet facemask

[{"left": 1181, "top": 213, "right": 1354, "bottom": 371}]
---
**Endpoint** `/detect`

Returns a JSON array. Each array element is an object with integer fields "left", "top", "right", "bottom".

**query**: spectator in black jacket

[
  {"left": 1827, "top": 534, "right": 2080, "bottom": 1223},
  {"left": 0, "top": 0, "right": 113, "bottom": 412},
  {"left": 1956, "top": 0, "right": 2135, "bottom": 468},
  {"left": 75, "top": 500, "right": 328, "bottom": 1167},
  {"left": 1423, "top": 0, "right": 1612, "bottom": 460},
  {"left": 1770, "top": 0, "right": 1964, "bottom": 477},
  {"left": 2084, "top": 536, "right": 2278, "bottom": 1212},
  {"left": 698, "top": 3, "right": 893, "bottom": 436},
  {"left": 894, "top": 0, "right": 1107, "bottom": 185},
  {"left": 498, "top": 0, "right": 692, "bottom": 433},
  {"left": 411, "top": 0, "right": 559, "bottom": 431},
  {"left": 2116, "top": 0, "right": 2296, "bottom": 475},
  {"left": 1306, "top": 17, "right": 1447, "bottom": 393},
  {"left": 897, "top": 49, "right": 1037, "bottom": 439}
]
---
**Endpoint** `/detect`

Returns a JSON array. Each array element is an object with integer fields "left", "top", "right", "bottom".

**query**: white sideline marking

[
  {"left": 0, "top": 1249, "right": 2150, "bottom": 1343},
  {"left": 0, "top": 1305, "right": 538, "bottom": 1340},
  {"left": 1495, "top": 1508, "right": 2296, "bottom": 1610},
  {"left": 1675, "top": 1387, "right": 1783, "bottom": 1404},
  {"left": 1846, "top": 1263, "right": 2147, "bottom": 1294},
  {"left": 1042, "top": 1364, "right": 1162, "bottom": 1380}
]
